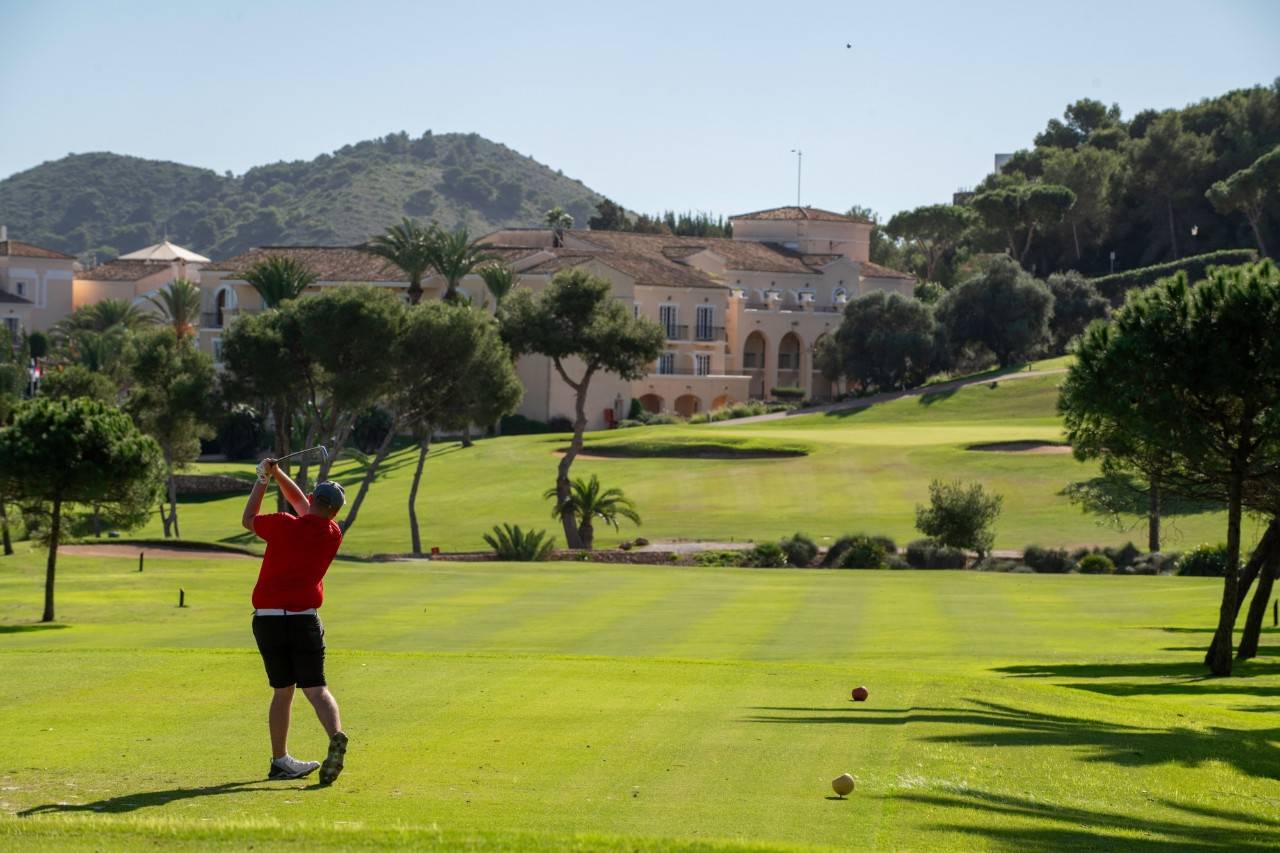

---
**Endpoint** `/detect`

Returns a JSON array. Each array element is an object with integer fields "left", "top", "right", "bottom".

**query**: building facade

[{"left": 0, "top": 233, "right": 76, "bottom": 336}]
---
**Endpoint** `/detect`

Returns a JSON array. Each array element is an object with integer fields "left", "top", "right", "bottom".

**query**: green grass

[
  {"left": 1, "top": 552, "right": 1277, "bottom": 850},
  {"left": 112, "top": 369, "right": 1241, "bottom": 557}
]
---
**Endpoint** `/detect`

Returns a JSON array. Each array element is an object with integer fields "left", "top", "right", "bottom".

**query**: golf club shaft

[{"left": 275, "top": 445, "right": 327, "bottom": 465}]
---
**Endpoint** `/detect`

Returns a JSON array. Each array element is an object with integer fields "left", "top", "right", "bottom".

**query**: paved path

[
  {"left": 62, "top": 544, "right": 254, "bottom": 560},
  {"left": 715, "top": 368, "right": 1068, "bottom": 426}
]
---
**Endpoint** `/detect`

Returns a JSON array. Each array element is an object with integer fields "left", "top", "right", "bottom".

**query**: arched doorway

[
  {"left": 778, "top": 332, "right": 803, "bottom": 392},
  {"left": 744, "top": 330, "right": 768, "bottom": 399},
  {"left": 674, "top": 394, "right": 701, "bottom": 418},
  {"left": 214, "top": 286, "right": 237, "bottom": 328},
  {"left": 639, "top": 393, "right": 663, "bottom": 414}
]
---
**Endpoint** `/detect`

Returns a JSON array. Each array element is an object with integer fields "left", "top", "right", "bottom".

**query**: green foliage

[
  {"left": 937, "top": 256, "right": 1053, "bottom": 366},
  {"left": 499, "top": 414, "right": 549, "bottom": 435},
  {"left": 543, "top": 474, "right": 641, "bottom": 550},
  {"left": 915, "top": 479, "right": 1003, "bottom": 558},
  {"left": 905, "top": 539, "right": 968, "bottom": 569},
  {"left": 743, "top": 541, "right": 788, "bottom": 568},
  {"left": 779, "top": 532, "right": 818, "bottom": 567},
  {"left": 362, "top": 218, "right": 437, "bottom": 304},
  {"left": 39, "top": 364, "right": 117, "bottom": 403},
  {"left": 818, "top": 290, "right": 946, "bottom": 390},
  {"left": 580, "top": 434, "right": 810, "bottom": 459},
  {"left": 242, "top": 255, "right": 315, "bottom": 308},
  {"left": 1022, "top": 545, "right": 1075, "bottom": 574},
  {"left": 913, "top": 281, "right": 946, "bottom": 305},
  {"left": 1206, "top": 145, "right": 1280, "bottom": 256},
  {"left": 351, "top": 407, "right": 394, "bottom": 454},
  {"left": 693, "top": 549, "right": 747, "bottom": 567},
  {"left": 144, "top": 277, "right": 201, "bottom": 338},
  {"left": 483, "top": 523, "right": 555, "bottom": 561},
  {"left": 428, "top": 227, "right": 497, "bottom": 302},
  {"left": 1089, "top": 250, "right": 1258, "bottom": 303},
  {"left": 1046, "top": 271, "right": 1109, "bottom": 352},
  {"left": 822, "top": 534, "right": 891, "bottom": 569},
  {"left": 1177, "top": 543, "right": 1233, "bottom": 577},
  {"left": 478, "top": 263, "right": 519, "bottom": 307},
  {"left": 1076, "top": 553, "right": 1116, "bottom": 574},
  {"left": 770, "top": 386, "right": 806, "bottom": 401},
  {"left": 216, "top": 403, "right": 266, "bottom": 460},
  {"left": 885, "top": 204, "right": 974, "bottom": 281}
]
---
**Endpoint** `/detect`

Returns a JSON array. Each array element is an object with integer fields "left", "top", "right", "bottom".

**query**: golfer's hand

[{"left": 255, "top": 458, "right": 277, "bottom": 485}]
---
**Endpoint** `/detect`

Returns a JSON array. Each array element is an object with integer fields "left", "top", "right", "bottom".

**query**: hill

[{"left": 0, "top": 131, "right": 606, "bottom": 262}]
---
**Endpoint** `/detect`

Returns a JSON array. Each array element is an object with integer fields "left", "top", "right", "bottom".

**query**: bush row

[{"left": 1090, "top": 250, "right": 1256, "bottom": 303}]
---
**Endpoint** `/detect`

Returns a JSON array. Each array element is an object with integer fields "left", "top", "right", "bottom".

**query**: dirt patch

[
  {"left": 968, "top": 440, "right": 1072, "bottom": 455},
  {"left": 62, "top": 544, "right": 255, "bottom": 560}
]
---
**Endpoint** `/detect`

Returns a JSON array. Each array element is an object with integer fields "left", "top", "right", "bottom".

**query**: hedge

[{"left": 1091, "top": 249, "right": 1257, "bottom": 304}]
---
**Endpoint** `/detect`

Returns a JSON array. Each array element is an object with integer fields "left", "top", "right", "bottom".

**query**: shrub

[
  {"left": 628, "top": 398, "right": 644, "bottom": 420},
  {"left": 500, "top": 414, "right": 549, "bottom": 435},
  {"left": 1177, "top": 543, "right": 1232, "bottom": 577},
  {"left": 1077, "top": 554, "right": 1116, "bottom": 574},
  {"left": 833, "top": 536, "right": 886, "bottom": 569},
  {"left": 1104, "top": 542, "right": 1142, "bottom": 569},
  {"left": 1131, "top": 551, "right": 1180, "bottom": 575},
  {"left": 1090, "top": 250, "right": 1257, "bottom": 304},
  {"left": 770, "top": 386, "right": 806, "bottom": 402},
  {"left": 779, "top": 533, "right": 818, "bottom": 568},
  {"left": 743, "top": 541, "right": 789, "bottom": 568},
  {"left": 694, "top": 549, "right": 745, "bottom": 567},
  {"left": 915, "top": 479, "right": 1003, "bottom": 558},
  {"left": 978, "top": 558, "right": 1022, "bottom": 572},
  {"left": 634, "top": 537, "right": 650, "bottom": 546},
  {"left": 547, "top": 415, "right": 574, "bottom": 433},
  {"left": 1022, "top": 545, "right": 1074, "bottom": 574},
  {"left": 885, "top": 554, "right": 911, "bottom": 569},
  {"left": 351, "top": 406, "right": 393, "bottom": 454},
  {"left": 217, "top": 403, "right": 266, "bottom": 460},
  {"left": 905, "top": 538, "right": 968, "bottom": 569},
  {"left": 643, "top": 412, "right": 684, "bottom": 426},
  {"left": 869, "top": 535, "right": 897, "bottom": 554},
  {"left": 483, "top": 524, "right": 555, "bottom": 561}
]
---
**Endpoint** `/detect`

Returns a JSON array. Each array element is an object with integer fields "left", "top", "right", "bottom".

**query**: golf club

[{"left": 273, "top": 445, "right": 330, "bottom": 466}]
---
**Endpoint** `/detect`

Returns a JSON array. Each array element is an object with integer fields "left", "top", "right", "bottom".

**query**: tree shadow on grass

[
  {"left": 0, "top": 623, "right": 69, "bottom": 635},
  {"left": 17, "top": 779, "right": 293, "bottom": 815},
  {"left": 744, "top": 699, "right": 1280, "bottom": 780},
  {"left": 899, "top": 787, "right": 1280, "bottom": 851},
  {"left": 994, "top": 659, "right": 1280, "bottom": 695}
]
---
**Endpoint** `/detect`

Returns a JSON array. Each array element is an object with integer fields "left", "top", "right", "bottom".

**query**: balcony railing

[
  {"left": 663, "top": 324, "right": 689, "bottom": 341},
  {"left": 694, "top": 326, "right": 725, "bottom": 342},
  {"left": 652, "top": 367, "right": 749, "bottom": 377},
  {"left": 201, "top": 307, "right": 260, "bottom": 329}
]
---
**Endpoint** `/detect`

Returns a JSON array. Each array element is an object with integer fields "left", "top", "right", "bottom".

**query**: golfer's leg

[
  {"left": 269, "top": 686, "right": 294, "bottom": 759},
  {"left": 301, "top": 686, "right": 342, "bottom": 737}
]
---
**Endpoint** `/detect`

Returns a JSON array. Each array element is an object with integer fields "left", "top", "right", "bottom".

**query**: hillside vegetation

[{"left": 0, "top": 131, "right": 604, "bottom": 262}]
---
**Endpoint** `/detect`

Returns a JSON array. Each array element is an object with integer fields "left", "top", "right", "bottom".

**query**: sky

[{"left": 1, "top": 0, "right": 1277, "bottom": 221}]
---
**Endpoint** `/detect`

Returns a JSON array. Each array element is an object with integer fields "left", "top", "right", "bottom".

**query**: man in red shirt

[{"left": 242, "top": 458, "right": 348, "bottom": 785}]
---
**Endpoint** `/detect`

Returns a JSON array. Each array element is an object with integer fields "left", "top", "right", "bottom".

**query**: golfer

[{"left": 241, "top": 458, "right": 349, "bottom": 784}]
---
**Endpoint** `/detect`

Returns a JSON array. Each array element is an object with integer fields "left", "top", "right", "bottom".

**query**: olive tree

[
  {"left": 0, "top": 397, "right": 164, "bottom": 621},
  {"left": 816, "top": 291, "right": 945, "bottom": 391},
  {"left": 937, "top": 256, "right": 1053, "bottom": 367},
  {"left": 500, "top": 268, "right": 663, "bottom": 548}
]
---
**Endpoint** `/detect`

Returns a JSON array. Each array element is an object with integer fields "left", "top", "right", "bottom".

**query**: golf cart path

[
  {"left": 717, "top": 367, "right": 1068, "bottom": 425},
  {"left": 63, "top": 544, "right": 255, "bottom": 560}
]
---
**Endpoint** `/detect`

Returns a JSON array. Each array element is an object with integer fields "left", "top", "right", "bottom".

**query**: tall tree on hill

[
  {"left": 1041, "top": 146, "right": 1121, "bottom": 261},
  {"left": 0, "top": 397, "right": 164, "bottom": 621},
  {"left": 885, "top": 204, "right": 973, "bottom": 282},
  {"left": 145, "top": 277, "right": 202, "bottom": 339},
  {"left": 242, "top": 255, "right": 316, "bottom": 308},
  {"left": 1060, "top": 262, "right": 1280, "bottom": 675},
  {"left": 1206, "top": 145, "right": 1279, "bottom": 258},
  {"left": 1127, "top": 112, "right": 1212, "bottom": 261},
  {"left": 363, "top": 218, "right": 437, "bottom": 305},
  {"left": 500, "top": 268, "right": 664, "bottom": 549},
  {"left": 427, "top": 227, "right": 495, "bottom": 303}
]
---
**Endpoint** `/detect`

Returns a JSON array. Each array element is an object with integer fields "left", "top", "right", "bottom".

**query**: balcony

[
  {"left": 663, "top": 324, "right": 689, "bottom": 341},
  {"left": 201, "top": 307, "right": 260, "bottom": 329},
  {"left": 651, "top": 367, "right": 749, "bottom": 378},
  {"left": 694, "top": 325, "right": 725, "bottom": 342}
]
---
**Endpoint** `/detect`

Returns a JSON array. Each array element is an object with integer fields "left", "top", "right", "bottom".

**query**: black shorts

[{"left": 251, "top": 614, "right": 326, "bottom": 688}]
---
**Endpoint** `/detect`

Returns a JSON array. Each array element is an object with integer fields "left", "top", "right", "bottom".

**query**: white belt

[{"left": 254, "top": 608, "right": 317, "bottom": 616}]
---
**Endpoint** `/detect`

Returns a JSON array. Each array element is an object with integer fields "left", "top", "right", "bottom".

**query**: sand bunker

[{"left": 968, "top": 440, "right": 1072, "bottom": 455}]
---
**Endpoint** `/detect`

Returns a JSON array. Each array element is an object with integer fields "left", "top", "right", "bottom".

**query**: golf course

[{"left": 3, "top": 359, "right": 1277, "bottom": 851}]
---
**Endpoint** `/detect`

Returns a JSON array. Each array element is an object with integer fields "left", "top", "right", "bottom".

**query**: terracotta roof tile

[
  {"left": 75, "top": 259, "right": 176, "bottom": 282},
  {"left": 0, "top": 239, "right": 74, "bottom": 260},
  {"left": 730, "top": 205, "right": 870, "bottom": 224},
  {"left": 206, "top": 246, "right": 409, "bottom": 282},
  {"left": 858, "top": 260, "right": 914, "bottom": 280}
]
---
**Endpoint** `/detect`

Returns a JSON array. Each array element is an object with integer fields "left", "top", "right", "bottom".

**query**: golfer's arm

[
  {"left": 242, "top": 478, "right": 267, "bottom": 532},
  {"left": 273, "top": 468, "right": 311, "bottom": 516}
]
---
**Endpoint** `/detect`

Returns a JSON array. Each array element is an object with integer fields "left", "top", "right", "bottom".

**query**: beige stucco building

[
  {"left": 0, "top": 232, "right": 77, "bottom": 336},
  {"left": 196, "top": 206, "right": 913, "bottom": 430},
  {"left": 73, "top": 240, "right": 209, "bottom": 315}
]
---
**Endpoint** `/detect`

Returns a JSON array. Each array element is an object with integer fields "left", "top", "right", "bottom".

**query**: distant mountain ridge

[{"left": 0, "top": 131, "right": 606, "bottom": 263}]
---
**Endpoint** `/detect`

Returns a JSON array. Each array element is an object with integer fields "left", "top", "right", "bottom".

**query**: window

[
  {"left": 695, "top": 305, "right": 714, "bottom": 340},
  {"left": 695, "top": 354, "right": 711, "bottom": 376},
  {"left": 658, "top": 353, "right": 675, "bottom": 375},
  {"left": 212, "top": 337, "right": 224, "bottom": 364},
  {"left": 3, "top": 317, "right": 19, "bottom": 338},
  {"left": 14, "top": 282, "right": 25, "bottom": 298},
  {"left": 659, "top": 304, "right": 678, "bottom": 337},
  {"left": 833, "top": 288, "right": 847, "bottom": 303}
]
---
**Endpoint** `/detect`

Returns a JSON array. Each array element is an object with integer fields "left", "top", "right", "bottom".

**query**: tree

[
  {"left": 242, "top": 255, "right": 316, "bottom": 308},
  {"left": 915, "top": 479, "right": 1003, "bottom": 560},
  {"left": 478, "top": 263, "right": 519, "bottom": 308},
  {"left": 0, "top": 397, "right": 163, "bottom": 621},
  {"left": 545, "top": 207, "right": 574, "bottom": 247},
  {"left": 1060, "top": 262, "right": 1280, "bottom": 675},
  {"left": 588, "top": 198, "right": 631, "bottom": 231},
  {"left": 40, "top": 364, "right": 118, "bottom": 403},
  {"left": 816, "top": 291, "right": 943, "bottom": 391},
  {"left": 427, "top": 226, "right": 495, "bottom": 303},
  {"left": 1127, "top": 112, "right": 1211, "bottom": 260},
  {"left": 363, "top": 218, "right": 437, "bottom": 305},
  {"left": 1035, "top": 98, "right": 1122, "bottom": 149},
  {"left": 1046, "top": 271, "right": 1109, "bottom": 352},
  {"left": 145, "top": 277, "right": 202, "bottom": 338},
  {"left": 885, "top": 204, "right": 973, "bottom": 282},
  {"left": 56, "top": 299, "right": 150, "bottom": 335},
  {"left": 500, "top": 268, "right": 664, "bottom": 548},
  {"left": 971, "top": 183, "right": 1076, "bottom": 266},
  {"left": 1206, "top": 145, "right": 1279, "bottom": 258},
  {"left": 543, "top": 474, "right": 640, "bottom": 550},
  {"left": 937, "top": 256, "right": 1053, "bottom": 366},
  {"left": 1042, "top": 145, "right": 1121, "bottom": 260},
  {"left": 127, "top": 328, "right": 219, "bottom": 538}
]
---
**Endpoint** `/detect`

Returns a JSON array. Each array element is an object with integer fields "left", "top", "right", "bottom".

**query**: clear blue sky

[{"left": 1, "top": 0, "right": 1277, "bottom": 220}]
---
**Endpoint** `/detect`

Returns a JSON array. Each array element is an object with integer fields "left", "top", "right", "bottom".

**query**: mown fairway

[
  {"left": 1, "top": 552, "right": 1277, "bottom": 850},
  {"left": 129, "top": 368, "right": 1240, "bottom": 557}
]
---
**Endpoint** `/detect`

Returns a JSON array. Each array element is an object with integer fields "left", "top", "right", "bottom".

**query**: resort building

[
  {"left": 198, "top": 206, "right": 914, "bottom": 430},
  {"left": 0, "top": 228, "right": 76, "bottom": 336},
  {"left": 72, "top": 240, "right": 209, "bottom": 312}
]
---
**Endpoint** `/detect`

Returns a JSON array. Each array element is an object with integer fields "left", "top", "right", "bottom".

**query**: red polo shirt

[{"left": 251, "top": 512, "right": 343, "bottom": 610}]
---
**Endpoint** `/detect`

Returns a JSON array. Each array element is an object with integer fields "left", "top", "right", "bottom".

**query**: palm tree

[
  {"left": 57, "top": 299, "right": 151, "bottom": 335},
  {"left": 242, "top": 255, "right": 316, "bottom": 308},
  {"left": 145, "top": 277, "right": 201, "bottom": 338},
  {"left": 428, "top": 227, "right": 496, "bottom": 303},
  {"left": 478, "top": 263, "right": 518, "bottom": 309},
  {"left": 543, "top": 474, "right": 641, "bottom": 550},
  {"left": 363, "top": 218, "right": 437, "bottom": 305},
  {"left": 544, "top": 207, "right": 574, "bottom": 247}
]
